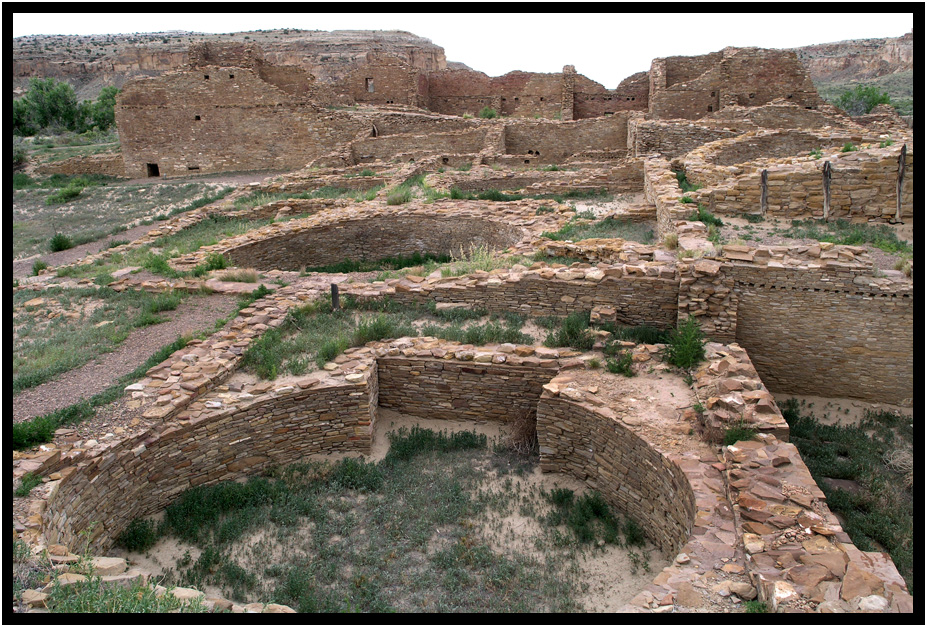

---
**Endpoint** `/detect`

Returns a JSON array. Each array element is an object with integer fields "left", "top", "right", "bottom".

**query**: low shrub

[
  {"left": 723, "top": 420, "right": 758, "bottom": 446},
  {"left": 841, "top": 142, "right": 858, "bottom": 153},
  {"left": 32, "top": 259, "right": 49, "bottom": 275},
  {"left": 115, "top": 518, "right": 161, "bottom": 552},
  {"left": 49, "top": 232, "right": 74, "bottom": 252},
  {"left": 478, "top": 107, "right": 498, "bottom": 119},
  {"left": 386, "top": 189, "right": 411, "bottom": 205},
  {"left": 543, "top": 311, "right": 594, "bottom": 350},
  {"left": 661, "top": 316, "right": 706, "bottom": 369},
  {"left": 605, "top": 350, "right": 635, "bottom": 377}
]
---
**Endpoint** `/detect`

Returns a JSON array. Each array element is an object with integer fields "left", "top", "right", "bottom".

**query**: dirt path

[{"left": 13, "top": 293, "right": 240, "bottom": 423}]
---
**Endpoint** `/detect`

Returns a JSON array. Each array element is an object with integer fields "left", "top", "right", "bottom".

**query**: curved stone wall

[
  {"left": 224, "top": 215, "right": 526, "bottom": 271},
  {"left": 538, "top": 394, "right": 695, "bottom": 554}
]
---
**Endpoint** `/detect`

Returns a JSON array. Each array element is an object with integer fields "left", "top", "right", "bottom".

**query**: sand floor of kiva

[{"left": 113, "top": 409, "right": 669, "bottom": 612}]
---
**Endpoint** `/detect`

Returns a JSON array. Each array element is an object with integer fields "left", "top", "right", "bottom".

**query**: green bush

[
  {"left": 46, "top": 183, "right": 85, "bottom": 205},
  {"left": 841, "top": 142, "right": 858, "bottom": 153},
  {"left": 680, "top": 195, "right": 695, "bottom": 203},
  {"left": 478, "top": 107, "right": 498, "bottom": 119},
  {"left": 834, "top": 85, "right": 891, "bottom": 116},
  {"left": 688, "top": 204, "right": 724, "bottom": 227},
  {"left": 605, "top": 350, "right": 635, "bottom": 377},
  {"left": 329, "top": 457, "right": 383, "bottom": 491},
  {"left": 32, "top": 259, "right": 49, "bottom": 275},
  {"left": 49, "top": 232, "right": 74, "bottom": 252},
  {"left": 115, "top": 518, "right": 162, "bottom": 552},
  {"left": 543, "top": 311, "right": 594, "bottom": 350},
  {"left": 661, "top": 316, "right": 706, "bottom": 369}
]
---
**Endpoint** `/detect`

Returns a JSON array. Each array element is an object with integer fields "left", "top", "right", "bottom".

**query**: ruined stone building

[{"left": 115, "top": 42, "right": 829, "bottom": 178}]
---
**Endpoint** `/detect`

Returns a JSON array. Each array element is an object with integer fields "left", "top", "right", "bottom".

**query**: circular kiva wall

[
  {"left": 222, "top": 216, "right": 527, "bottom": 271},
  {"left": 42, "top": 345, "right": 696, "bottom": 559},
  {"left": 703, "top": 130, "right": 840, "bottom": 167}
]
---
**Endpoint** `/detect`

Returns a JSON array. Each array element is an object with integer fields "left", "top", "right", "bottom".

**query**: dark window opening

[
  {"left": 749, "top": 93, "right": 755, "bottom": 99},
  {"left": 195, "top": 115, "right": 201, "bottom": 121},
  {"left": 229, "top": 74, "right": 235, "bottom": 79},
  {"left": 604, "top": 112, "right": 614, "bottom": 116},
  {"left": 711, "top": 91, "right": 715, "bottom": 97},
  {"left": 707, "top": 105, "right": 713, "bottom": 112},
  {"left": 204, "top": 74, "right": 209, "bottom": 80},
  {"left": 187, "top": 166, "right": 200, "bottom": 171},
  {"left": 540, "top": 97, "right": 545, "bottom": 101},
  {"left": 442, "top": 157, "right": 449, "bottom": 164},
  {"left": 525, "top": 160, "right": 531, "bottom": 164},
  {"left": 787, "top": 94, "right": 793, "bottom": 99},
  {"left": 631, "top": 97, "right": 635, "bottom": 101},
  {"left": 365, "top": 78, "right": 374, "bottom": 93},
  {"left": 146, "top": 163, "right": 160, "bottom": 177}
]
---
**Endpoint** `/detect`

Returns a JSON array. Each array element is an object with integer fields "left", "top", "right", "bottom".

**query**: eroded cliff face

[
  {"left": 790, "top": 32, "right": 913, "bottom": 83},
  {"left": 13, "top": 29, "right": 447, "bottom": 99}
]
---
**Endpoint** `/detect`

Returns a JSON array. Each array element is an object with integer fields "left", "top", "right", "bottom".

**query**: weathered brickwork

[
  {"left": 538, "top": 395, "right": 696, "bottom": 554},
  {"left": 650, "top": 48, "right": 824, "bottom": 120},
  {"left": 34, "top": 153, "right": 126, "bottom": 178},
  {"left": 682, "top": 135, "right": 914, "bottom": 221}
]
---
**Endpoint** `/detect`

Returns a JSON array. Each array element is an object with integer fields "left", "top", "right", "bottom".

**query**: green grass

[
  {"left": 45, "top": 576, "right": 208, "bottom": 613},
  {"left": 241, "top": 296, "right": 532, "bottom": 380},
  {"left": 542, "top": 311, "right": 594, "bottom": 351},
  {"left": 542, "top": 216, "right": 654, "bottom": 244},
  {"left": 303, "top": 252, "right": 454, "bottom": 275},
  {"left": 687, "top": 204, "right": 724, "bottom": 227},
  {"left": 12, "top": 287, "right": 191, "bottom": 395},
  {"left": 14, "top": 180, "right": 232, "bottom": 259},
  {"left": 14, "top": 472, "right": 43, "bottom": 497},
  {"left": 777, "top": 218, "right": 912, "bottom": 255},
  {"left": 12, "top": 333, "right": 193, "bottom": 450},
  {"left": 783, "top": 399, "right": 913, "bottom": 594},
  {"left": 723, "top": 421, "right": 758, "bottom": 446}
]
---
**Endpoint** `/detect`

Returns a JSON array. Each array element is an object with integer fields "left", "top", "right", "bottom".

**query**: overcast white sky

[{"left": 12, "top": 11, "right": 914, "bottom": 87}]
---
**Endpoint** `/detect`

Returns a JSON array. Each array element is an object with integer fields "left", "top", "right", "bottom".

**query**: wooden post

[
  {"left": 822, "top": 161, "right": 832, "bottom": 221},
  {"left": 760, "top": 169, "right": 768, "bottom": 217},
  {"left": 331, "top": 283, "right": 340, "bottom": 311},
  {"left": 896, "top": 144, "right": 907, "bottom": 223}
]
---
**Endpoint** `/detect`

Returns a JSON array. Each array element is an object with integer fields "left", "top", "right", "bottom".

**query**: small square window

[
  {"left": 204, "top": 74, "right": 209, "bottom": 80},
  {"left": 195, "top": 115, "right": 201, "bottom": 121}
]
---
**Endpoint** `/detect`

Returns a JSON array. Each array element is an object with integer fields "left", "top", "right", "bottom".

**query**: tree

[
  {"left": 21, "top": 77, "right": 79, "bottom": 132},
  {"left": 834, "top": 85, "right": 892, "bottom": 116}
]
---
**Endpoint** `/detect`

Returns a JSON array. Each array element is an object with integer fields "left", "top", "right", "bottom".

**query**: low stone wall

[
  {"left": 351, "top": 128, "right": 487, "bottom": 163},
  {"left": 724, "top": 434, "right": 913, "bottom": 613},
  {"left": 681, "top": 135, "right": 913, "bottom": 221},
  {"left": 538, "top": 394, "right": 695, "bottom": 554},
  {"left": 378, "top": 356, "right": 558, "bottom": 422},
  {"left": 43, "top": 371, "right": 376, "bottom": 553},
  {"left": 225, "top": 214, "right": 526, "bottom": 271},
  {"left": 35, "top": 153, "right": 126, "bottom": 178}
]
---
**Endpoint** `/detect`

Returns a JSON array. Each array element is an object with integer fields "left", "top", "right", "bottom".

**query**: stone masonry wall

[
  {"left": 351, "top": 128, "right": 487, "bottom": 162},
  {"left": 34, "top": 153, "right": 126, "bottom": 178},
  {"left": 733, "top": 277, "right": 913, "bottom": 405},
  {"left": 43, "top": 373, "right": 376, "bottom": 553},
  {"left": 538, "top": 395, "right": 696, "bottom": 554},
  {"left": 224, "top": 215, "right": 525, "bottom": 271},
  {"left": 377, "top": 358, "right": 557, "bottom": 422},
  {"left": 116, "top": 67, "right": 367, "bottom": 177},
  {"left": 503, "top": 115, "right": 630, "bottom": 163}
]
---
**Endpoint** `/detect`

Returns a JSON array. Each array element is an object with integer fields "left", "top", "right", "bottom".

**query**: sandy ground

[
  {"left": 771, "top": 392, "right": 914, "bottom": 426},
  {"left": 114, "top": 408, "right": 668, "bottom": 611}
]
